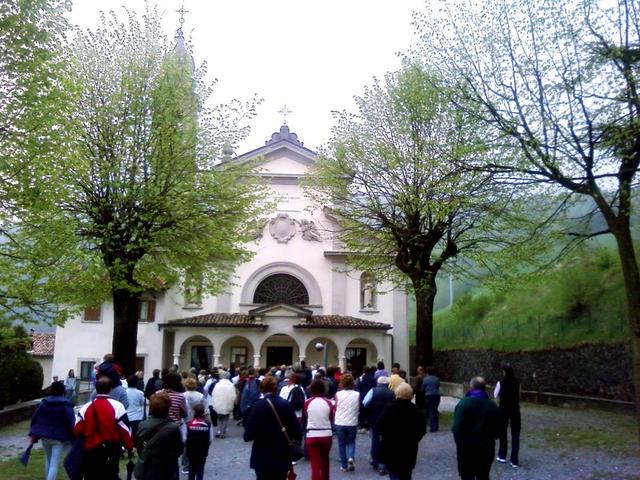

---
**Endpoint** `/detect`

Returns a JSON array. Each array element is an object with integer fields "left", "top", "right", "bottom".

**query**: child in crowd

[{"left": 185, "top": 404, "right": 211, "bottom": 480}]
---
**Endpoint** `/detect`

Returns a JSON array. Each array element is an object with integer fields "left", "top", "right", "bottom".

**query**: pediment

[
  {"left": 249, "top": 303, "right": 312, "bottom": 318},
  {"left": 230, "top": 125, "right": 317, "bottom": 174}
]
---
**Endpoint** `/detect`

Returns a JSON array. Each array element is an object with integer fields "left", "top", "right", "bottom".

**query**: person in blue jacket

[{"left": 28, "top": 381, "right": 76, "bottom": 480}]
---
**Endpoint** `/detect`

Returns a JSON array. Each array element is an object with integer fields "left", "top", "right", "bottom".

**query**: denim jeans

[
  {"left": 369, "top": 426, "right": 385, "bottom": 470},
  {"left": 335, "top": 425, "right": 357, "bottom": 468},
  {"left": 42, "top": 438, "right": 70, "bottom": 480}
]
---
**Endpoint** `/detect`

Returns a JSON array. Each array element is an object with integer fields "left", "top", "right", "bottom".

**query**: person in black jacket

[
  {"left": 244, "top": 376, "right": 302, "bottom": 480},
  {"left": 378, "top": 383, "right": 427, "bottom": 480},
  {"left": 357, "top": 366, "right": 376, "bottom": 431},
  {"left": 363, "top": 376, "right": 395, "bottom": 475},
  {"left": 494, "top": 363, "right": 521, "bottom": 467},
  {"left": 144, "top": 369, "right": 161, "bottom": 399},
  {"left": 134, "top": 392, "right": 184, "bottom": 480},
  {"left": 186, "top": 404, "right": 211, "bottom": 480}
]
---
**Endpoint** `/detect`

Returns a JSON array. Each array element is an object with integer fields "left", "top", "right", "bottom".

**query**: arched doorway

[
  {"left": 345, "top": 338, "right": 378, "bottom": 378},
  {"left": 261, "top": 334, "right": 300, "bottom": 368},
  {"left": 179, "top": 335, "right": 214, "bottom": 372},
  {"left": 304, "top": 337, "right": 339, "bottom": 368},
  {"left": 220, "top": 336, "right": 254, "bottom": 369}
]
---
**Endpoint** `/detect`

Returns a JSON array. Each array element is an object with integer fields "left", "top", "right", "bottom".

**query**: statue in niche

[
  {"left": 269, "top": 213, "right": 296, "bottom": 243},
  {"left": 299, "top": 219, "right": 322, "bottom": 242},
  {"left": 360, "top": 273, "right": 376, "bottom": 309}
]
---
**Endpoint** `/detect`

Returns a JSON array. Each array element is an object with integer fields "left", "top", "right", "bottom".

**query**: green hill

[{"left": 409, "top": 244, "right": 630, "bottom": 351}]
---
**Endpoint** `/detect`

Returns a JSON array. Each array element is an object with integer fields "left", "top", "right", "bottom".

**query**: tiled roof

[
  {"left": 31, "top": 332, "right": 55, "bottom": 356},
  {"left": 294, "top": 315, "right": 391, "bottom": 330},
  {"left": 165, "top": 313, "right": 267, "bottom": 329},
  {"left": 163, "top": 313, "right": 391, "bottom": 331}
]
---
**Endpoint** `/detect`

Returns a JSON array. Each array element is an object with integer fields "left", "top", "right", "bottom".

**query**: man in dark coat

[
  {"left": 144, "top": 369, "right": 162, "bottom": 399},
  {"left": 452, "top": 377, "right": 503, "bottom": 480},
  {"left": 378, "top": 383, "right": 427, "bottom": 480},
  {"left": 134, "top": 392, "right": 184, "bottom": 480},
  {"left": 357, "top": 366, "right": 376, "bottom": 430},
  {"left": 244, "top": 376, "right": 302, "bottom": 480},
  {"left": 363, "top": 376, "right": 395, "bottom": 475}
]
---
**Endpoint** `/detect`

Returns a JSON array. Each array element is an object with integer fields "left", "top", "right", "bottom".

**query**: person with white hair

[
  {"left": 212, "top": 371, "right": 237, "bottom": 439},
  {"left": 452, "top": 377, "right": 503, "bottom": 480},
  {"left": 362, "top": 375, "right": 395, "bottom": 475},
  {"left": 378, "top": 382, "right": 427, "bottom": 480}
]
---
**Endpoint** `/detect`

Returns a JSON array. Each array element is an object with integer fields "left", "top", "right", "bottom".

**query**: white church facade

[{"left": 51, "top": 125, "right": 409, "bottom": 381}]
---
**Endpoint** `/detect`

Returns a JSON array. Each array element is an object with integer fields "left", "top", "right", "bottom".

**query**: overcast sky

[{"left": 66, "top": 0, "right": 425, "bottom": 154}]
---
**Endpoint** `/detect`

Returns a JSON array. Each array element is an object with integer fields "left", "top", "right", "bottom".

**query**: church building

[{"left": 51, "top": 125, "right": 409, "bottom": 381}]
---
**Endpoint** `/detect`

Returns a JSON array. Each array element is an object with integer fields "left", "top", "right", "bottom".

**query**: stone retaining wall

[{"left": 427, "top": 342, "right": 633, "bottom": 401}]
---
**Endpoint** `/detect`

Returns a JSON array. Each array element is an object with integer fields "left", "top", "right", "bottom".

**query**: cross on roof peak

[{"left": 278, "top": 104, "right": 292, "bottom": 125}]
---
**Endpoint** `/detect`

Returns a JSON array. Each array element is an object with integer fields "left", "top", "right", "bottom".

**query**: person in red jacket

[{"left": 74, "top": 376, "right": 133, "bottom": 479}]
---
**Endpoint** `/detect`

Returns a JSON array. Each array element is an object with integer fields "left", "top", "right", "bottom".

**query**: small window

[
  {"left": 83, "top": 306, "right": 101, "bottom": 322},
  {"left": 139, "top": 299, "right": 156, "bottom": 323}
]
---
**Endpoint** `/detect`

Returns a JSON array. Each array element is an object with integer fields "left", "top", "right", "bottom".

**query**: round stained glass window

[{"left": 253, "top": 274, "right": 309, "bottom": 305}]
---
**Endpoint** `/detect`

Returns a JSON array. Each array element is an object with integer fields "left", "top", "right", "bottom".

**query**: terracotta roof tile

[
  {"left": 294, "top": 315, "right": 391, "bottom": 330},
  {"left": 31, "top": 332, "right": 55, "bottom": 356},
  {"left": 165, "top": 313, "right": 267, "bottom": 328},
  {"left": 163, "top": 313, "right": 391, "bottom": 331}
]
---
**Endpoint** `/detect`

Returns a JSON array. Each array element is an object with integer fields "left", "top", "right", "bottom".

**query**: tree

[
  {"left": 16, "top": 8, "right": 266, "bottom": 374},
  {"left": 0, "top": 322, "right": 43, "bottom": 408},
  {"left": 306, "top": 65, "right": 511, "bottom": 367},
  {"left": 0, "top": 0, "right": 72, "bottom": 324},
  {"left": 417, "top": 0, "right": 640, "bottom": 434}
]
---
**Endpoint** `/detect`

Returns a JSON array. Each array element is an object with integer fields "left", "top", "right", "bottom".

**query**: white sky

[{"left": 66, "top": 0, "right": 425, "bottom": 154}]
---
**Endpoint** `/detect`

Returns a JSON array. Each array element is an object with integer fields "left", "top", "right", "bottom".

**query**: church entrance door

[{"left": 266, "top": 346, "right": 293, "bottom": 367}]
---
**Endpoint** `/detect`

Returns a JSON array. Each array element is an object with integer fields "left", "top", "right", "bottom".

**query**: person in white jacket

[
  {"left": 335, "top": 373, "right": 360, "bottom": 472},
  {"left": 212, "top": 371, "right": 237, "bottom": 438}
]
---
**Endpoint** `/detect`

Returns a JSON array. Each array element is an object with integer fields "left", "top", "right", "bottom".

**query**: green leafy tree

[
  {"left": 417, "top": 0, "right": 640, "bottom": 434},
  {"left": 306, "top": 65, "right": 512, "bottom": 366},
  {"left": 16, "top": 8, "right": 266, "bottom": 374},
  {"left": 0, "top": 0, "right": 72, "bottom": 324},
  {"left": 0, "top": 323, "right": 43, "bottom": 408}
]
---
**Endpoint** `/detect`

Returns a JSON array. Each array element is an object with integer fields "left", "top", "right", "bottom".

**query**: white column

[
  {"left": 253, "top": 354, "right": 261, "bottom": 368},
  {"left": 298, "top": 355, "right": 306, "bottom": 363},
  {"left": 338, "top": 355, "right": 346, "bottom": 372},
  {"left": 213, "top": 354, "right": 221, "bottom": 367},
  {"left": 172, "top": 353, "right": 180, "bottom": 367}
]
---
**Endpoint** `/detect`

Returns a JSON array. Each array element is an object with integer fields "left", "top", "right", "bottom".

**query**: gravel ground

[
  {"left": 2, "top": 398, "right": 638, "bottom": 479},
  {"left": 201, "top": 398, "right": 639, "bottom": 480}
]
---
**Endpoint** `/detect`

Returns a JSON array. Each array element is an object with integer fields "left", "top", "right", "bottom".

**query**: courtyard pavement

[{"left": 1, "top": 397, "right": 638, "bottom": 479}]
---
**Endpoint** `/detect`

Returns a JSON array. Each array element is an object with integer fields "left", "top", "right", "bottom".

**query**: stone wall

[{"left": 421, "top": 342, "right": 633, "bottom": 401}]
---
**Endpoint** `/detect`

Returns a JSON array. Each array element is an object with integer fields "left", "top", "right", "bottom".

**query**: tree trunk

[
  {"left": 414, "top": 275, "right": 438, "bottom": 368},
  {"left": 112, "top": 288, "right": 140, "bottom": 377},
  {"left": 611, "top": 226, "right": 640, "bottom": 439}
]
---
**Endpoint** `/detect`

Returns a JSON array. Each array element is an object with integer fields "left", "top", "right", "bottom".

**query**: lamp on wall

[{"left": 315, "top": 342, "right": 328, "bottom": 369}]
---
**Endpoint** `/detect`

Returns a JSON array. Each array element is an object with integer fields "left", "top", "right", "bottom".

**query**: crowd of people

[{"left": 27, "top": 355, "right": 521, "bottom": 480}]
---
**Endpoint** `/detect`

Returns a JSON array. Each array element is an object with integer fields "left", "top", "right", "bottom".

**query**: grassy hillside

[{"left": 409, "top": 244, "right": 630, "bottom": 351}]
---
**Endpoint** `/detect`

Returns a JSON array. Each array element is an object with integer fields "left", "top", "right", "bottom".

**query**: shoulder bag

[{"left": 266, "top": 399, "right": 304, "bottom": 462}]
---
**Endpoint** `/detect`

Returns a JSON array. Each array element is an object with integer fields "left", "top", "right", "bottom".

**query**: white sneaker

[
  {"left": 496, "top": 457, "right": 507, "bottom": 463},
  {"left": 511, "top": 462, "right": 519, "bottom": 468}
]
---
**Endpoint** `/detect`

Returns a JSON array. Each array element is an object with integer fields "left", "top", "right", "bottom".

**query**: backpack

[{"left": 288, "top": 386, "right": 305, "bottom": 411}]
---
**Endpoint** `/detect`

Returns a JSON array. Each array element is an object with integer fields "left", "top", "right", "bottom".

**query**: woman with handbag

[{"left": 244, "top": 376, "right": 302, "bottom": 480}]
